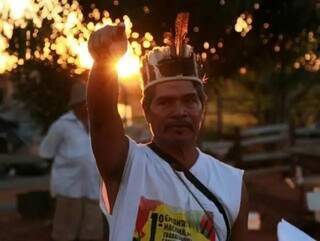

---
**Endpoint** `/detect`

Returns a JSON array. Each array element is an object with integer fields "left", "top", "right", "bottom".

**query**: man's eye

[
  {"left": 158, "top": 100, "right": 169, "bottom": 105},
  {"left": 186, "top": 97, "right": 197, "bottom": 104}
]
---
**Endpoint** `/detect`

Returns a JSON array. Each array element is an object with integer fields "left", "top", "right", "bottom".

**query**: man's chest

[{"left": 128, "top": 168, "right": 220, "bottom": 241}]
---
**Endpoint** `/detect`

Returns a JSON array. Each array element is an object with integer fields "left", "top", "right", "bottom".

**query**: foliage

[
  {"left": 86, "top": 0, "right": 320, "bottom": 124},
  {"left": 5, "top": 0, "right": 320, "bottom": 128},
  {"left": 11, "top": 60, "right": 84, "bottom": 132}
]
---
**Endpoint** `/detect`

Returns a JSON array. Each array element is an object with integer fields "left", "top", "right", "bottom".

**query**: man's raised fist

[{"left": 88, "top": 23, "right": 128, "bottom": 62}]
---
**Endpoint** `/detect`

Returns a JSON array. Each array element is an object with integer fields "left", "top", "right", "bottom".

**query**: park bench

[
  {"left": 286, "top": 126, "right": 320, "bottom": 225},
  {"left": 201, "top": 140, "right": 234, "bottom": 161},
  {"left": 289, "top": 125, "right": 320, "bottom": 187},
  {"left": 232, "top": 123, "right": 292, "bottom": 172},
  {"left": 201, "top": 124, "right": 320, "bottom": 172},
  {"left": 306, "top": 191, "right": 320, "bottom": 224},
  {"left": 201, "top": 124, "right": 293, "bottom": 173}
]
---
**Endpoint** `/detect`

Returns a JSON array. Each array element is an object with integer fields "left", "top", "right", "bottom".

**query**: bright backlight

[{"left": 117, "top": 48, "right": 140, "bottom": 79}]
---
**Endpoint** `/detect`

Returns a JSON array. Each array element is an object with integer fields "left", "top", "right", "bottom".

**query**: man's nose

[{"left": 171, "top": 102, "right": 188, "bottom": 117}]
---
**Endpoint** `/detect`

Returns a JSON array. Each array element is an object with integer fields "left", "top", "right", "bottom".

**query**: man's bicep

[
  {"left": 90, "top": 118, "right": 129, "bottom": 182},
  {"left": 230, "top": 183, "right": 249, "bottom": 241}
]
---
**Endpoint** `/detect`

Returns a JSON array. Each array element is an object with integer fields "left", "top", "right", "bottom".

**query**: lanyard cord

[
  {"left": 172, "top": 169, "right": 219, "bottom": 239},
  {"left": 148, "top": 143, "right": 231, "bottom": 241}
]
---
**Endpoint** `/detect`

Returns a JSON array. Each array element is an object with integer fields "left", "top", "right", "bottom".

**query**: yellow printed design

[{"left": 133, "top": 196, "right": 216, "bottom": 241}]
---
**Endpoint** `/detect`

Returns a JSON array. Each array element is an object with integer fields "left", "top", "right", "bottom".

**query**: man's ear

[
  {"left": 201, "top": 94, "right": 208, "bottom": 124},
  {"left": 201, "top": 91, "right": 208, "bottom": 106},
  {"left": 203, "top": 93, "right": 208, "bottom": 106}
]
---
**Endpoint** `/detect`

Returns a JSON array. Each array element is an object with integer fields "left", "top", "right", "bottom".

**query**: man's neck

[
  {"left": 73, "top": 111, "right": 89, "bottom": 132},
  {"left": 152, "top": 139, "right": 198, "bottom": 170}
]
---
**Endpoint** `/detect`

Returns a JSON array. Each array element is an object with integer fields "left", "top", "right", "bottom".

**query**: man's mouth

[{"left": 165, "top": 122, "right": 194, "bottom": 131}]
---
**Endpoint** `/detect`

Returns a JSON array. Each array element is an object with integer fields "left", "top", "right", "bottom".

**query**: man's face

[{"left": 145, "top": 80, "right": 205, "bottom": 146}]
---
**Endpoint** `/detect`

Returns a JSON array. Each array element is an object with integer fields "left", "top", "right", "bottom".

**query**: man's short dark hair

[{"left": 142, "top": 81, "right": 207, "bottom": 112}]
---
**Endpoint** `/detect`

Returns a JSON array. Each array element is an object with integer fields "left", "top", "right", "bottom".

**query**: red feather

[{"left": 175, "top": 12, "right": 189, "bottom": 56}]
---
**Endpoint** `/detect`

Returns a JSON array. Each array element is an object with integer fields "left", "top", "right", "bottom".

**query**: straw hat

[{"left": 68, "top": 82, "right": 86, "bottom": 106}]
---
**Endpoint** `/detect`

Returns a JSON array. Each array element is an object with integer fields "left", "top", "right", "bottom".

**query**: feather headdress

[
  {"left": 175, "top": 12, "right": 189, "bottom": 56},
  {"left": 141, "top": 12, "right": 204, "bottom": 91}
]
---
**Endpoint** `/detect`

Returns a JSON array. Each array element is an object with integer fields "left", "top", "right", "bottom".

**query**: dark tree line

[
  {"left": 81, "top": 0, "right": 320, "bottom": 124},
  {"left": 8, "top": 0, "right": 320, "bottom": 131}
]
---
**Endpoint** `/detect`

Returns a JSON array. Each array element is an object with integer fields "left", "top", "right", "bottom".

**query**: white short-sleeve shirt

[
  {"left": 101, "top": 137, "right": 244, "bottom": 241},
  {"left": 39, "top": 111, "right": 100, "bottom": 200}
]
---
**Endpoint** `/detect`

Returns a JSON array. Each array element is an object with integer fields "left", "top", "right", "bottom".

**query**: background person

[{"left": 39, "top": 82, "right": 103, "bottom": 241}]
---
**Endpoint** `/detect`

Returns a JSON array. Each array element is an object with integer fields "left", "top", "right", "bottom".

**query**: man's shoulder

[
  {"left": 126, "top": 136, "right": 149, "bottom": 160},
  {"left": 197, "top": 150, "right": 243, "bottom": 175},
  {"left": 47, "top": 112, "right": 75, "bottom": 133},
  {"left": 127, "top": 136, "right": 148, "bottom": 149},
  {"left": 53, "top": 112, "right": 77, "bottom": 126},
  {"left": 58, "top": 111, "right": 76, "bottom": 121}
]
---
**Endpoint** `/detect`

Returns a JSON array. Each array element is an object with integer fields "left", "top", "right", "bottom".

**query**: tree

[
  {"left": 85, "top": 0, "right": 320, "bottom": 124},
  {"left": 3, "top": 0, "right": 320, "bottom": 129},
  {"left": 12, "top": 60, "right": 82, "bottom": 132}
]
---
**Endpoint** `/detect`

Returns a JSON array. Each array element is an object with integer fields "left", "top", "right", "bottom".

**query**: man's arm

[
  {"left": 87, "top": 24, "right": 128, "bottom": 208},
  {"left": 39, "top": 121, "right": 62, "bottom": 159},
  {"left": 230, "top": 183, "right": 249, "bottom": 241}
]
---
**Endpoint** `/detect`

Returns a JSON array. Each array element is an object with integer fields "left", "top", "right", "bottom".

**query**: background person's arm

[
  {"left": 39, "top": 121, "right": 63, "bottom": 159},
  {"left": 87, "top": 24, "right": 128, "bottom": 210}
]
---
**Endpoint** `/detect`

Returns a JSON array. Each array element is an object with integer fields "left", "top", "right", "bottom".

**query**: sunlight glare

[
  {"left": 117, "top": 48, "right": 140, "bottom": 79},
  {"left": 78, "top": 42, "right": 93, "bottom": 69},
  {"left": 7, "top": 0, "right": 32, "bottom": 20}
]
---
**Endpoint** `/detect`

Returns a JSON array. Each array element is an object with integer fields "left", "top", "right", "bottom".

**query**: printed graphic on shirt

[{"left": 133, "top": 196, "right": 216, "bottom": 241}]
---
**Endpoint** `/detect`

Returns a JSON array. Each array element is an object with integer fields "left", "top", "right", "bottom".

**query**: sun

[{"left": 117, "top": 48, "right": 141, "bottom": 80}]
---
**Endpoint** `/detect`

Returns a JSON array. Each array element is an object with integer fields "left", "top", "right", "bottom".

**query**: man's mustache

[{"left": 164, "top": 120, "right": 194, "bottom": 131}]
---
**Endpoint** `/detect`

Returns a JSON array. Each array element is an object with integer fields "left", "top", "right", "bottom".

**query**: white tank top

[{"left": 101, "top": 137, "right": 244, "bottom": 241}]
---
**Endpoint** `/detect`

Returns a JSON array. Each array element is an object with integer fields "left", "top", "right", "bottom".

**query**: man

[
  {"left": 39, "top": 82, "right": 103, "bottom": 241},
  {"left": 87, "top": 21, "right": 248, "bottom": 241}
]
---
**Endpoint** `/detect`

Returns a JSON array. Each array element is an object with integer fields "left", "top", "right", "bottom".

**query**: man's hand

[{"left": 88, "top": 23, "right": 128, "bottom": 62}]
